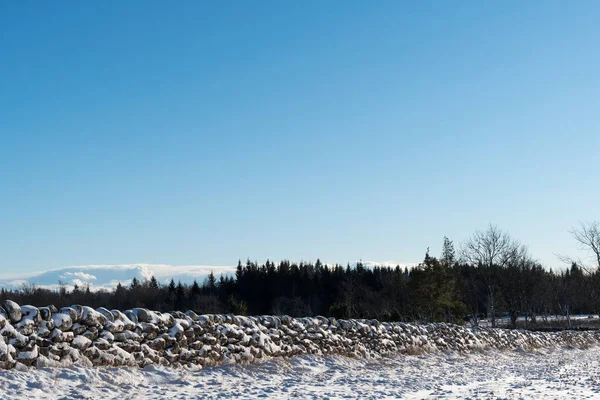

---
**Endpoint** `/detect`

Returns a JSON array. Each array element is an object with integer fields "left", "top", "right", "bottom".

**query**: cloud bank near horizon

[
  {"left": 0, "top": 261, "right": 418, "bottom": 292},
  {"left": 0, "top": 264, "right": 237, "bottom": 292}
]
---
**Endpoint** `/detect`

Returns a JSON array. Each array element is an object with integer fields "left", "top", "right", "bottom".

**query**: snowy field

[
  {"left": 478, "top": 314, "right": 599, "bottom": 328},
  {"left": 2, "top": 346, "right": 600, "bottom": 399}
]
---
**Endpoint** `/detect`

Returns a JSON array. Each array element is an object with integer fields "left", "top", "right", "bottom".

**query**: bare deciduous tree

[
  {"left": 570, "top": 221, "right": 600, "bottom": 271},
  {"left": 557, "top": 221, "right": 600, "bottom": 272},
  {"left": 556, "top": 221, "right": 600, "bottom": 316},
  {"left": 461, "top": 224, "right": 526, "bottom": 327}
]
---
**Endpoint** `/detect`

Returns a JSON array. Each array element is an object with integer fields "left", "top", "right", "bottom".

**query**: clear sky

[{"left": 1, "top": 1, "right": 598, "bottom": 274}]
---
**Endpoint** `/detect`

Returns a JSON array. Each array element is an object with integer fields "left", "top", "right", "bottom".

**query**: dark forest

[{"left": 3, "top": 223, "right": 600, "bottom": 329}]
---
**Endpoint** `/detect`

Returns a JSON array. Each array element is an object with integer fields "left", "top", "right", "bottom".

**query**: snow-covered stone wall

[{"left": 0, "top": 300, "right": 598, "bottom": 370}]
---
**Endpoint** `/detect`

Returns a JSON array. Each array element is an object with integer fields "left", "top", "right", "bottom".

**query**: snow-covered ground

[
  {"left": 479, "top": 314, "right": 599, "bottom": 326},
  {"left": 2, "top": 346, "right": 600, "bottom": 399}
]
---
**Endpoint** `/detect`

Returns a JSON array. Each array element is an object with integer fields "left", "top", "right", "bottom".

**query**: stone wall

[{"left": 0, "top": 300, "right": 598, "bottom": 370}]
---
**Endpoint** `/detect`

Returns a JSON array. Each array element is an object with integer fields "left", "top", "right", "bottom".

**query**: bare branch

[
  {"left": 461, "top": 224, "right": 524, "bottom": 269},
  {"left": 568, "top": 221, "right": 600, "bottom": 270}
]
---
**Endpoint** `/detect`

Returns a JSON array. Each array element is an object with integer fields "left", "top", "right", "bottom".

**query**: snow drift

[{"left": 1, "top": 299, "right": 599, "bottom": 370}]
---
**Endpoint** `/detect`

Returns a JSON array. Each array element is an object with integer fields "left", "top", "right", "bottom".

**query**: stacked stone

[{"left": 2, "top": 299, "right": 600, "bottom": 370}]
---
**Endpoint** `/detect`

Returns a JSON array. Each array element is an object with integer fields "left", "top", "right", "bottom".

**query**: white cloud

[
  {"left": 6, "top": 279, "right": 30, "bottom": 288},
  {"left": 359, "top": 260, "right": 418, "bottom": 268},
  {"left": 0, "top": 264, "right": 236, "bottom": 292},
  {"left": 0, "top": 261, "right": 419, "bottom": 292},
  {"left": 59, "top": 272, "right": 97, "bottom": 281}
]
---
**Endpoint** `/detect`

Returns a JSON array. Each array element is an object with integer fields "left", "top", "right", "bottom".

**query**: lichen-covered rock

[
  {"left": 115, "top": 340, "right": 140, "bottom": 353},
  {"left": 0, "top": 340, "right": 17, "bottom": 370},
  {"left": 39, "top": 305, "right": 57, "bottom": 321},
  {"left": 157, "top": 312, "right": 175, "bottom": 328},
  {"left": 38, "top": 320, "right": 55, "bottom": 338},
  {"left": 20, "top": 305, "right": 41, "bottom": 324},
  {"left": 17, "top": 343, "right": 39, "bottom": 366},
  {"left": 93, "top": 339, "right": 109, "bottom": 351},
  {"left": 102, "top": 320, "right": 117, "bottom": 333},
  {"left": 101, "top": 330, "right": 115, "bottom": 343},
  {"left": 130, "top": 308, "right": 156, "bottom": 324},
  {"left": 35, "top": 337, "right": 53, "bottom": 348},
  {"left": 7, "top": 331, "right": 29, "bottom": 348},
  {"left": 49, "top": 328, "right": 74, "bottom": 343},
  {"left": 148, "top": 337, "right": 166, "bottom": 351},
  {"left": 124, "top": 310, "right": 138, "bottom": 325},
  {"left": 185, "top": 310, "right": 199, "bottom": 321},
  {"left": 71, "top": 335, "right": 92, "bottom": 351},
  {"left": 80, "top": 306, "right": 107, "bottom": 327},
  {"left": 49, "top": 342, "right": 71, "bottom": 358},
  {"left": 0, "top": 338, "right": 10, "bottom": 360},
  {"left": 71, "top": 323, "right": 87, "bottom": 335},
  {"left": 3, "top": 301, "right": 22, "bottom": 323},
  {"left": 140, "top": 322, "right": 159, "bottom": 334},
  {"left": 52, "top": 313, "right": 73, "bottom": 332},
  {"left": 58, "top": 307, "right": 79, "bottom": 323},
  {"left": 15, "top": 318, "right": 36, "bottom": 336},
  {"left": 83, "top": 329, "right": 99, "bottom": 341},
  {"left": 112, "top": 310, "right": 136, "bottom": 331},
  {"left": 114, "top": 330, "right": 141, "bottom": 343},
  {"left": 96, "top": 307, "right": 114, "bottom": 323},
  {"left": 168, "top": 322, "right": 185, "bottom": 340}
]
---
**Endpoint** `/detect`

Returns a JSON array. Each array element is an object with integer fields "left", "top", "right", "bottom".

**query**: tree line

[{"left": 2, "top": 222, "right": 599, "bottom": 329}]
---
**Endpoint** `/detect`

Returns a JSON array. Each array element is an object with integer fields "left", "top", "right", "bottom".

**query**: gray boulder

[
  {"left": 124, "top": 310, "right": 138, "bottom": 324},
  {"left": 58, "top": 307, "right": 79, "bottom": 323},
  {"left": 96, "top": 307, "right": 114, "bottom": 323},
  {"left": 20, "top": 305, "right": 41, "bottom": 324},
  {"left": 4, "top": 301, "right": 22, "bottom": 323},
  {"left": 131, "top": 308, "right": 155, "bottom": 324},
  {"left": 80, "top": 306, "right": 106, "bottom": 327},
  {"left": 39, "top": 306, "right": 56, "bottom": 321},
  {"left": 52, "top": 313, "right": 73, "bottom": 332}
]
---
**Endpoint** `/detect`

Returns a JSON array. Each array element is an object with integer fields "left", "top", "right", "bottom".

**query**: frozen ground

[
  {"left": 1, "top": 346, "right": 600, "bottom": 399},
  {"left": 478, "top": 314, "right": 599, "bottom": 328}
]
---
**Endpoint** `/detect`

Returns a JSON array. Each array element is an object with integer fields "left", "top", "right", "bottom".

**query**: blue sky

[{"left": 1, "top": 1, "right": 598, "bottom": 274}]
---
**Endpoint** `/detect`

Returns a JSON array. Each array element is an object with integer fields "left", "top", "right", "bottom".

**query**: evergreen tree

[
  {"left": 175, "top": 281, "right": 186, "bottom": 310},
  {"left": 206, "top": 271, "right": 217, "bottom": 294},
  {"left": 149, "top": 276, "right": 159, "bottom": 290},
  {"left": 130, "top": 277, "right": 140, "bottom": 290},
  {"left": 441, "top": 236, "right": 455, "bottom": 267},
  {"left": 191, "top": 280, "right": 201, "bottom": 296}
]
